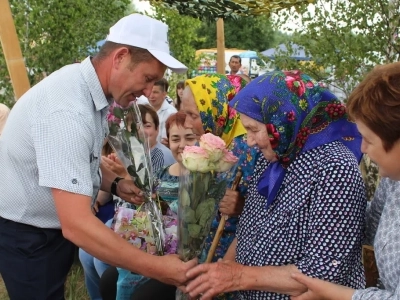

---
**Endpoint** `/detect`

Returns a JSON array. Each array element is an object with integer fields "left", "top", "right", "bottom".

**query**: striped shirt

[
  {"left": 0, "top": 57, "right": 109, "bottom": 229},
  {"left": 151, "top": 142, "right": 175, "bottom": 174}
]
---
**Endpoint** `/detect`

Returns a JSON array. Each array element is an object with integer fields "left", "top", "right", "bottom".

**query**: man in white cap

[{"left": 0, "top": 14, "right": 195, "bottom": 299}]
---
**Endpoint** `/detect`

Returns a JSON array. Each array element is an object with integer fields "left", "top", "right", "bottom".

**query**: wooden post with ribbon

[{"left": 206, "top": 171, "right": 242, "bottom": 263}]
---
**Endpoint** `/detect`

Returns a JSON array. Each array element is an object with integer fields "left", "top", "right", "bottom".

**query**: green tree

[
  {"left": 0, "top": 0, "right": 131, "bottom": 106},
  {"left": 272, "top": 31, "right": 292, "bottom": 47},
  {"left": 274, "top": 0, "right": 400, "bottom": 100},
  {"left": 193, "top": 15, "right": 276, "bottom": 52}
]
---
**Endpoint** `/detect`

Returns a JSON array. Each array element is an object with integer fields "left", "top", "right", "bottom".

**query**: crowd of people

[{"left": 1, "top": 12, "right": 400, "bottom": 300}]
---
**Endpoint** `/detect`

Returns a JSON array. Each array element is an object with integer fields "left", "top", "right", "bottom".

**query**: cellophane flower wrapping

[
  {"left": 175, "top": 134, "right": 238, "bottom": 299},
  {"left": 107, "top": 101, "right": 165, "bottom": 255}
]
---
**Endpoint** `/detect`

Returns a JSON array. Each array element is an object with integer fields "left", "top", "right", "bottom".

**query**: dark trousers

[
  {"left": 132, "top": 278, "right": 176, "bottom": 300},
  {"left": 0, "top": 217, "right": 75, "bottom": 300}
]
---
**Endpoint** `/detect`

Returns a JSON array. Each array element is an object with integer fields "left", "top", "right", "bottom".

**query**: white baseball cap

[{"left": 106, "top": 14, "right": 188, "bottom": 74}]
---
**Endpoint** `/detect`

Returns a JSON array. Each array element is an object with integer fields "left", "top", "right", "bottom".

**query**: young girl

[
  {"left": 100, "top": 111, "right": 197, "bottom": 300},
  {"left": 174, "top": 81, "right": 184, "bottom": 111}
]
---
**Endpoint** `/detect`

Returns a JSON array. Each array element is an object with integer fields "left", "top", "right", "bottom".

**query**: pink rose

[
  {"left": 182, "top": 146, "right": 212, "bottom": 172},
  {"left": 216, "top": 149, "right": 239, "bottom": 172},
  {"left": 107, "top": 114, "right": 121, "bottom": 124},
  {"left": 199, "top": 133, "right": 226, "bottom": 162}
]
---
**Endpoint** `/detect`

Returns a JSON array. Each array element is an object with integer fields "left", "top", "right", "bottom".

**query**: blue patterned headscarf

[{"left": 229, "top": 70, "right": 362, "bottom": 208}]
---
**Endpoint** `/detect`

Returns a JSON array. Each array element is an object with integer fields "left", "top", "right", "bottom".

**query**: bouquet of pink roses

[
  {"left": 177, "top": 133, "right": 238, "bottom": 262},
  {"left": 176, "top": 133, "right": 238, "bottom": 299}
]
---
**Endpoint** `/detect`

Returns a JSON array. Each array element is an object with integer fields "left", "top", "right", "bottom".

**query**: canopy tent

[
  {"left": 1, "top": 0, "right": 314, "bottom": 100},
  {"left": 262, "top": 43, "right": 311, "bottom": 61},
  {"left": 239, "top": 50, "right": 259, "bottom": 58}
]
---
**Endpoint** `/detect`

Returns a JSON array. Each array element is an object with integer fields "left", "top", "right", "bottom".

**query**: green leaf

[
  {"left": 109, "top": 123, "right": 119, "bottom": 136},
  {"left": 183, "top": 208, "right": 197, "bottom": 223},
  {"left": 137, "top": 162, "right": 144, "bottom": 173},
  {"left": 113, "top": 107, "right": 124, "bottom": 119},
  {"left": 127, "top": 165, "right": 136, "bottom": 177},
  {"left": 188, "top": 223, "right": 202, "bottom": 238},
  {"left": 195, "top": 198, "right": 215, "bottom": 227},
  {"left": 180, "top": 188, "right": 191, "bottom": 207}
]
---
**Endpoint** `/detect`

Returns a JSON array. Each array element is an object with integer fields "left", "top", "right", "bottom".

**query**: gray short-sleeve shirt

[{"left": 0, "top": 57, "right": 109, "bottom": 229}]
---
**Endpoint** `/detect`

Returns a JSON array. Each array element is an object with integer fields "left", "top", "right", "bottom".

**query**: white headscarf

[{"left": 0, "top": 103, "right": 10, "bottom": 136}]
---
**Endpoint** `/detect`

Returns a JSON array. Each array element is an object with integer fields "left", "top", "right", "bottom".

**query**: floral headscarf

[
  {"left": 229, "top": 70, "right": 362, "bottom": 208},
  {"left": 185, "top": 74, "right": 247, "bottom": 146}
]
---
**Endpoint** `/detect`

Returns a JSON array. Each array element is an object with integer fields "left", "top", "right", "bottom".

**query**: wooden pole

[
  {"left": 216, "top": 18, "right": 225, "bottom": 74},
  {"left": 0, "top": 0, "right": 30, "bottom": 100},
  {"left": 206, "top": 171, "right": 242, "bottom": 263}
]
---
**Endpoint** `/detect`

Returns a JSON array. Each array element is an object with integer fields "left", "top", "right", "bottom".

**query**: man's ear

[{"left": 112, "top": 47, "right": 130, "bottom": 70}]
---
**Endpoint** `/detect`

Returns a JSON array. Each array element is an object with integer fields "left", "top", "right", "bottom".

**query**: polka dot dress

[{"left": 236, "top": 141, "right": 366, "bottom": 299}]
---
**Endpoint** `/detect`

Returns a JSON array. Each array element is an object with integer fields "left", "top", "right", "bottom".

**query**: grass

[{"left": 0, "top": 263, "right": 90, "bottom": 300}]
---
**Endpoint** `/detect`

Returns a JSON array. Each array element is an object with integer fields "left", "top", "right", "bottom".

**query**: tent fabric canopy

[
  {"left": 262, "top": 43, "right": 311, "bottom": 61},
  {"left": 239, "top": 50, "right": 258, "bottom": 58},
  {"left": 148, "top": 0, "right": 314, "bottom": 19}
]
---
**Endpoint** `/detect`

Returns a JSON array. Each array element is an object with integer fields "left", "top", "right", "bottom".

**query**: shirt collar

[
  {"left": 80, "top": 56, "right": 109, "bottom": 111},
  {"left": 159, "top": 100, "right": 171, "bottom": 111}
]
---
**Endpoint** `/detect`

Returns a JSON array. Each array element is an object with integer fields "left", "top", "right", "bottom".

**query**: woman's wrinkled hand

[
  {"left": 185, "top": 259, "right": 244, "bottom": 299},
  {"left": 218, "top": 189, "right": 244, "bottom": 217}
]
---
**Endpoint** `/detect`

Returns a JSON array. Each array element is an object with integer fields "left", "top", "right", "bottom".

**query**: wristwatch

[{"left": 111, "top": 177, "right": 124, "bottom": 196}]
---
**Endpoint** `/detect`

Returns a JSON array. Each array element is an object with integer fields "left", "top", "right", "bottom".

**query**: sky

[{"left": 132, "top": 0, "right": 152, "bottom": 12}]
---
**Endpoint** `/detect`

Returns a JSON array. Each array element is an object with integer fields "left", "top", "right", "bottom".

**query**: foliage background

[
  {"left": 272, "top": 0, "right": 400, "bottom": 100},
  {"left": 0, "top": 0, "right": 134, "bottom": 107}
]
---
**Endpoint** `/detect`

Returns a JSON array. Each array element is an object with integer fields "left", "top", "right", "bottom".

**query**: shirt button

[{"left": 332, "top": 260, "right": 339, "bottom": 266}]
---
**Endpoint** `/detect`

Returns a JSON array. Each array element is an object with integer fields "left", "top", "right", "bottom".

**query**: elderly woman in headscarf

[
  {"left": 184, "top": 70, "right": 366, "bottom": 299},
  {"left": 181, "top": 74, "right": 259, "bottom": 256},
  {"left": 0, "top": 103, "right": 10, "bottom": 136}
]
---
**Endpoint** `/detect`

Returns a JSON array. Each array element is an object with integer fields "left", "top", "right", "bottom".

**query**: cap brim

[{"left": 148, "top": 49, "right": 188, "bottom": 74}]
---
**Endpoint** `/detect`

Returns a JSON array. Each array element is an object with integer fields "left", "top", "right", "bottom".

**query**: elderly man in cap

[{"left": 0, "top": 14, "right": 195, "bottom": 299}]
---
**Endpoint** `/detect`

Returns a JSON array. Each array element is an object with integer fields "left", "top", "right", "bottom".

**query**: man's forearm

[{"left": 53, "top": 189, "right": 163, "bottom": 279}]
